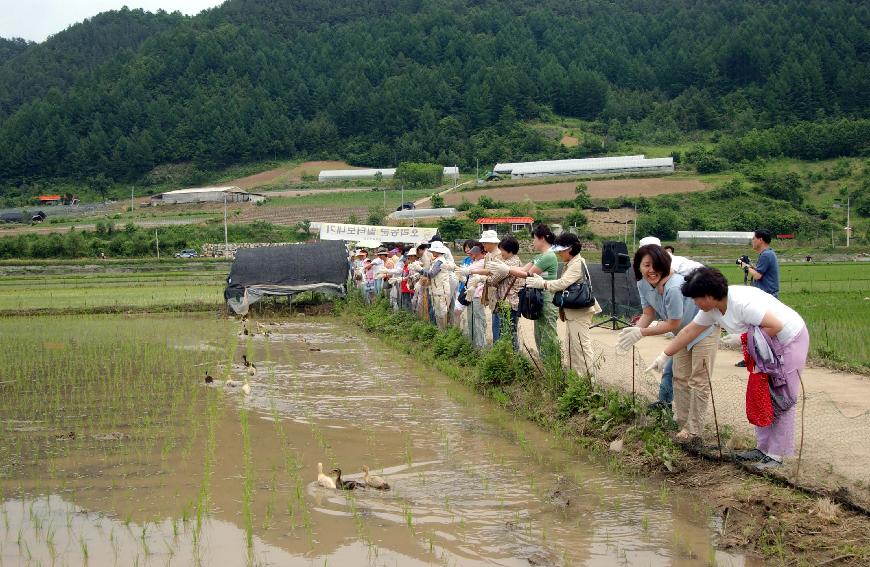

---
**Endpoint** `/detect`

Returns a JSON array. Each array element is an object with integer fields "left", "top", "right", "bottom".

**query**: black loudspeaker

[{"left": 602, "top": 241, "right": 631, "bottom": 273}]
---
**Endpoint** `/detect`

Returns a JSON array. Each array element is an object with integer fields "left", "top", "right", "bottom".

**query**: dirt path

[
  {"left": 444, "top": 177, "right": 707, "bottom": 205},
  {"left": 511, "top": 317, "right": 870, "bottom": 508}
]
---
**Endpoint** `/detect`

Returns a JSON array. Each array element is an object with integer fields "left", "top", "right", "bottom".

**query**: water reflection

[{"left": 1, "top": 318, "right": 761, "bottom": 566}]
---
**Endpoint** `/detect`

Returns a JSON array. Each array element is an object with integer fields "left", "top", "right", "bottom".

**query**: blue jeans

[
  {"left": 492, "top": 308, "right": 520, "bottom": 350},
  {"left": 658, "top": 358, "right": 674, "bottom": 404}
]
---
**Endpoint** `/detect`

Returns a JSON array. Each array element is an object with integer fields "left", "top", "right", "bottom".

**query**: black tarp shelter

[{"left": 224, "top": 241, "right": 348, "bottom": 314}]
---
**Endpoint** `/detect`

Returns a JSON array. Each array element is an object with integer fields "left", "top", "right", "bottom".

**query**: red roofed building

[
  {"left": 476, "top": 216, "right": 534, "bottom": 235},
  {"left": 35, "top": 195, "right": 62, "bottom": 205}
]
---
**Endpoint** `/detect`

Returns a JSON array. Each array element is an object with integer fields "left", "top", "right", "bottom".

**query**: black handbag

[
  {"left": 552, "top": 259, "right": 595, "bottom": 309},
  {"left": 518, "top": 286, "right": 544, "bottom": 320},
  {"left": 457, "top": 276, "right": 472, "bottom": 306}
]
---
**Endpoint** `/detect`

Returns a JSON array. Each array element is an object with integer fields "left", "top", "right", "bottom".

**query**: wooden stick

[
  {"left": 795, "top": 370, "right": 806, "bottom": 484},
  {"left": 703, "top": 359, "right": 723, "bottom": 460}
]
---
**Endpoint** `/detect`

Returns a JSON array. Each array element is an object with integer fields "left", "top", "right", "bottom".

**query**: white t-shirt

[
  {"left": 693, "top": 285, "right": 805, "bottom": 344},
  {"left": 669, "top": 253, "right": 704, "bottom": 277}
]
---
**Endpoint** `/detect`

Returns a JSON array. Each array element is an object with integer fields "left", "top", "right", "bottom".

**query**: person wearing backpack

[
  {"left": 526, "top": 233, "right": 601, "bottom": 375},
  {"left": 510, "top": 225, "right": 559, "bottom": 359}
]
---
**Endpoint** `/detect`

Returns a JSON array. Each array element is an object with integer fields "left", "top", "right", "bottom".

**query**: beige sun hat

[{"left": 479, "top": 229, "right": 500, "bottom": 243}]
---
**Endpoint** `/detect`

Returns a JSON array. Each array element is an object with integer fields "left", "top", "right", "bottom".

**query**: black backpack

[{"left": 518, "top": 286, "right": 544, "bottom": 320}]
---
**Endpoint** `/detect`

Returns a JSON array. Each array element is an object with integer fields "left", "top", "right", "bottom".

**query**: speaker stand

[{"left": 591, "top": 270, "right": 631, "bottom": 331}]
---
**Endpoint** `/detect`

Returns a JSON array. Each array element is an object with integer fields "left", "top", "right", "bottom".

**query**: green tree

[{"left": 430, "top": 193, "right": 445, "bottom": 208}]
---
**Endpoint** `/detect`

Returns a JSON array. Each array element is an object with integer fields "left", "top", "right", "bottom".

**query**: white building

[
  {"left": 392, "top": 208, "right": 457, "bottom": 221},
  {"left": 150, "top": 186, "right": 265, "bottom": 205},
  {"left": 493, "top": 155, "right": 646, "bottom": 175},
  {"left": 677, "top": 231, "right": 754, "bottom": 245},
  {"left": 318, "top": 166, "right": 459, "bottom": 182},
  {"left": 492, "top": 155, "right": 675, "bottom": 178}
]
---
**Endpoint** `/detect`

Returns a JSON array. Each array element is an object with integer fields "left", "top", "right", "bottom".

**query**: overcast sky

[{"left": 0, "top": 1, "right": 225, "bottom": 42}]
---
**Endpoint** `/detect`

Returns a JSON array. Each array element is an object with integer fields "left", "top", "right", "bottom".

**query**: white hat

[
  {"left": 429, "top": 241, "right": 450, "bottom": 255},
  {"left": 479, "top": 229, "right": 500, "bottom": 244},
  {"left": 550, "top": 243, "right": 570, "bottom": 252},
  {"left": 638, "top": 236, "right": 661, "bottom": 248}
]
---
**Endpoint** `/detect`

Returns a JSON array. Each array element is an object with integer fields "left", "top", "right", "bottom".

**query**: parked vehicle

[
  {"left": 175, "top": 248, "right": 198, "bottom": 258},
  {"left": 395, "top": 202, "right": 416, "bottom": 211}
]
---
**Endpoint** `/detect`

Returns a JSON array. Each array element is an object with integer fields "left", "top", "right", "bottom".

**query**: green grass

[
  {"left": 714, "top": 263, "right": 870, "bottom": 370},
  {"left": 0, "top": 271, "right": 225, "bottom": 311}
]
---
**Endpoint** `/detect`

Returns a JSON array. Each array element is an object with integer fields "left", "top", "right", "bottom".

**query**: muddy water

[{"left": 0, "top": 317, "right": 762, "bottom": 566}]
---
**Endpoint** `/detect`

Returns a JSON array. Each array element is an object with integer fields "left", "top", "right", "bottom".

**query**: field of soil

[
  {"left": 443, "top": 177, "right": 708, "bottom": 205},
  {"left": 227, "top": 160, "right": 361, "bottom": 189},
  {"left": 544, "top": 207, "right": 639, "bottom": 236}
]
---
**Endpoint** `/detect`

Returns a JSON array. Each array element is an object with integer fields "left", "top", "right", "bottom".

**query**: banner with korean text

[{"left": 319, "top": 222, "right": 437, "bottom": 244}]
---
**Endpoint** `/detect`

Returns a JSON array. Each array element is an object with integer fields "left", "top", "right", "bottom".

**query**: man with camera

[
  {"left": 732, "top": 229, "right": 780, "bottom": 366},
  {"left": 739, "top": 229, "right": 780, "bottom": 298}
]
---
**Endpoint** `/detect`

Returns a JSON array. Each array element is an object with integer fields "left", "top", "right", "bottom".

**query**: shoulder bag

[{"left": 551, "top": 259, "right": 595, "bottom": 309}]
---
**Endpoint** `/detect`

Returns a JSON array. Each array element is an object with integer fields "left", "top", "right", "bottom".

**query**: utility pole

[
  {"left": 131, "top": 187, "right": 134, "bottom": 215},
  {"left": 223, "top": 192, "right": 229, "bottom": 257},
  {"left": 155, "top": 229, "right": 159, "bottom": 259},
  {"left": 476, "top": 158, "right": 479, "bottom": 182},
  {"left": 846, "top": 194, "right": 851, "bottom": 248}
]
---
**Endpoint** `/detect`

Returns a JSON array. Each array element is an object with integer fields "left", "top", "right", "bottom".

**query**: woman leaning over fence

[
  {"left": 619, "top": 245, "right": 719, "bottom": 444},
  {"left": 509, "top": 224, "right": 559, "bottom": 358},
  {"left": 647, "top": 267, "right": 809, "bottom": 470},
  {"left": 526, "top": 233, "right": 601, "bottom": 375}
]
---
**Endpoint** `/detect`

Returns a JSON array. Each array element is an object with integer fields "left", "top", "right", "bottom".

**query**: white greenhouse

[
  {"left": 318, "top": 166, "right": 460, "bottom": 182},
  {"left": 493, "top": 155, "right": 646, "bottom": 175},
  {"left": 150, "top": 186, "right": 265, "bottom": 205},
  {"left": 500, "top": 156, "right": 674, "bottom": 178},
  {"left": 392, "top": 207, "right": 457, "bottom": 220},
  {"left": 677, "top": 231, "right": 755, "bottom": 245}
]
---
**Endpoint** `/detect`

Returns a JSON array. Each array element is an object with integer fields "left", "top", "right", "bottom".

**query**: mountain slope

[
  {"left": 0, "top": 7, "right": 184, "bottom": 117},
  {"left": 0, "top": 0, "right": 867, "bottom": 186}
]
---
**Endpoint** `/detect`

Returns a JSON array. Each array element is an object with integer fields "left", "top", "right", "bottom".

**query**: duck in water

[
  {"left": 332, "top": 468, "right": 365, "bottom": 490},
  {"left": 316, "top": 462, "right": 336, "bottom": 489},
  {"left": 204, "top": 370, "right": 214, "bottom": 384},
  {"left": 361, "top": 465, "right": 390, "bottom": 490}
]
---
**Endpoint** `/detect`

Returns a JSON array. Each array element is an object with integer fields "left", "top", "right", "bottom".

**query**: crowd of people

[
  {"left": 349, "top": 226, "right": 809, "bottom": 471},
  {"left": 348, "top": 225, "right": 602, "bottom": 376}
]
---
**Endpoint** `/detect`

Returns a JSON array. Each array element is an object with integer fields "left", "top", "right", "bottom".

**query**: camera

[{"left": 736, "top": 255, "right": 751, "bottom": 269}]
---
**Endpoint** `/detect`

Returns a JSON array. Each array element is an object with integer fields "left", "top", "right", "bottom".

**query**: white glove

[
  {"left": 721, "top": 333, "right": 742, "bottom": 348},
  {"left": 644, "top": 352, "right": 669, "bottom": 374},
  {"left": 441, "top": 263, "right": 456, "bottom": 272},
  {"left": 525, "top": 274, "right": 546, "bottom": 289},
  {"left": 408, "top": 261, "right": 423, "bottom": 273},
  {"left": 616, "top": 327, "right": 644, "bottom": 353},
  {"left": 456, "top": 266, "right": 470, "bottom": 278},
  {"left": 467, "top": 275, "right": 484, "bottom": 288}
]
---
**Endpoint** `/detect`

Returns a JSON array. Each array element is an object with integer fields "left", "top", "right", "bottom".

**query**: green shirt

[{"left": 532, "top": 250, "right": 558, "bottom": 280}]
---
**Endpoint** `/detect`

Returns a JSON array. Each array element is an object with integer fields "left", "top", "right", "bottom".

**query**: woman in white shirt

[{"left": 647, "top": 267, "right": 809, "bottom": 470}]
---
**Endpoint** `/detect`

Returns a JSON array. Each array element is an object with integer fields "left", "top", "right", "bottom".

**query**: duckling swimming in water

[
  {"left": 332, "top": 468, "right": 365, "bottom": 490},
  {"left": 241, "top": 354, "right": 257, "bottom": 377},
  {"left": 241, "top": 379, "right": 251, "bottom": 396},
  {"left": 317, "top": 462, "right": 336, "bottom": 489},
  {"left": 361, "top": 465, "right": 390, "bottom": 490}
]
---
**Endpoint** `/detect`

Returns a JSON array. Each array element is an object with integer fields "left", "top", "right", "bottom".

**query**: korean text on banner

[{"left": 319, "top": 223, "right": 438, "bottom": 244}]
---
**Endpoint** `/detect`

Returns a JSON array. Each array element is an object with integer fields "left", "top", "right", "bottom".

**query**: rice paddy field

[
  {"left": 712, "top": 262, "right": 870, "bottom": 370},
  {"left": 0, "top": 314, "right": 763, "bottom": 566}
]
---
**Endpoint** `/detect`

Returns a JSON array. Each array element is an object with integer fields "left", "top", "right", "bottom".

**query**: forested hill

[
  {"left": 0, "top": 38, "right": 31, "bottom": 63},
  {"left": 0, "top": 8, "right": 184, "bottom": 117},
  {"left": 0, "top": 0, "right": 867, "bottom": 187}
]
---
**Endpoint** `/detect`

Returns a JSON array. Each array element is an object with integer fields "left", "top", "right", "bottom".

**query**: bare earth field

[
  {"left": 544, "top": 207, "right": 638, "bottom": 236},
  {"left": 444, "top": 177, "right": 708, "bottom": 205},
  {"left": 227, "top": 160, "right": 360, "bottom": 189}
]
